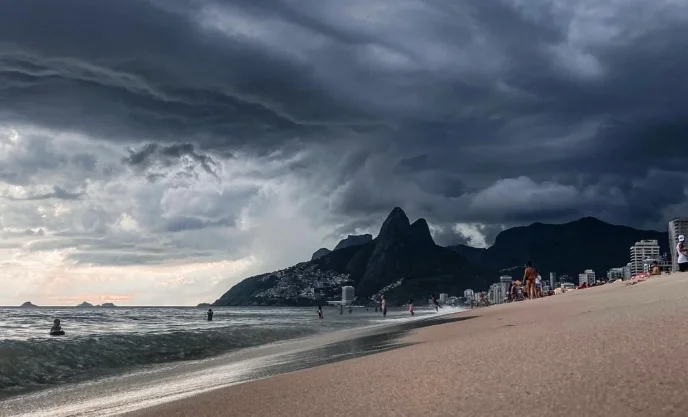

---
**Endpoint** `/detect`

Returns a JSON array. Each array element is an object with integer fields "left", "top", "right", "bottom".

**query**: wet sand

[{"left": 128, "top": 273, "right": 688, "bottom": 417}]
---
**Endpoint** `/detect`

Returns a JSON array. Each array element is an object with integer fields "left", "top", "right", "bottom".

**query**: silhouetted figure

[
  {"left": 431, "top": 294, "right": 441, "bottom": 312},
  {"left": 348, "top": 306, "right": 353, "bottom": 314},
  {"left": 207, "top": 309, "right": 214, "bottom": 321},
  {"left": 409, "top": 299, "right": 415, "bottom": 317},
  {"left": 340, "top": 304, "right": 343, "bottom": 315},
  {"left": 50, "top": 318, "right": 65, "bottom": 336},
  {"left": 381, "top": 296, "right": 387, "bottom": 318},
  {"left": 318, "top": 306, "right": 323, "bottom": 319}
]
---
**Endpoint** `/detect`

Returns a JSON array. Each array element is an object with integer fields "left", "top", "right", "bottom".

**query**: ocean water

[{"left": 0, "top": 305, "right": 447, "bottom": 399}]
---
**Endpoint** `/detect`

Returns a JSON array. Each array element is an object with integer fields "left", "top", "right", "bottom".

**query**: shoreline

[
  {"left": 126, "top": 272, "right": 688, "bottom": 417},
  {"left": 0, "top": 308, "right": 466, "bottom": 417}
]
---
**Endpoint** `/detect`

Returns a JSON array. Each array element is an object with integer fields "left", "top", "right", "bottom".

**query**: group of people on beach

[
  {"left": 508, "top": 261, "right": 543, "bottom": 302},
  {"left": 316, "top": 293, "right": 443, "bottom": 319}
]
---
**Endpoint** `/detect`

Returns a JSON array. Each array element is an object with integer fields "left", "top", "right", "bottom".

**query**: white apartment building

[
  {"left": 630, "top": 240, "right": 660, "bottom": 275},
  {"left": 341, "top": 286, "right": 355, "bottom": 305},
  {"left": 607, "top": 268, "right": 625, "bottom": 281},
  {"left": 439, "top": 293, "right": 449, "bottom": 303},
  {"left": 578, "top": 273, "right": 587, "bottom": 287},
  {"left": 499, "top": 276, "right": 512, "bottom": 300},
  {"left": 669, "top": 218, "right": 688, "bottom": 271},
  {"left": 488, "top": 283, "right": 505, "bottom": 305}
]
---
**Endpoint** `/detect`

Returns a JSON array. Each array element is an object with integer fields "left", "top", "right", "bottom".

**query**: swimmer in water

[
  {"left": 207, "top": 309, "right": 214, "bottom": 321},
  {"left": 49, "top": 319, "right": 64, "bottom": 336}
]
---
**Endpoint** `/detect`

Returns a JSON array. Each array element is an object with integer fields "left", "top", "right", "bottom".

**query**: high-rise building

[
  {"left": 488, "top": 283, "right": 505, "bottom": 305},
  {"left": 669, "top": 218, "right": 688, "bottom": 271},
  {"left": 499, "top": 276, "right": 512, "bottom": 301},
  {"left": 630, "top": 240, "right": 660, "bottom": 276},
  {"left": 464, "top": 289, "right": 474, "bottom": 299},
  {"left": 578, "top": 273, "right": 587, "bottom": 287},
  {"left": 341, "top": 286, "right": 355, "bottom": 305},
  {"left": 624, "top": 263, "right": 632, "bottom": 280},
  {"left": 439, "top": 293, "right": 449, "bottom": 303},
  {"left": 578, "top": 269, "right": 595, "bottom": 286},
  {"left": 549, "top": 272, "right": 556, "bottom": 289}
]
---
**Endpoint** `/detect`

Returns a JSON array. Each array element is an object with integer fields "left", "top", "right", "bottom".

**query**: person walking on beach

[
  {"left": 317, "top": 306, "right": 323, "bottom": 319},
  {"left": 381, "top": 296, "right": 387, "bottom": 318},
  {"left": 523, "top": 261, "right": 538, "bottom": 300},
  {"left": 409, "top": 299, "right": 415, "bottom": 317},
  {"left": 535, "top": 274, "right": 542, "bottom": 298},
  {"left": 207, "top": 309, "right": 214, "bottom": 321},
  {"left": 677, "top": 235, "right": 688, "bottom": 272}
]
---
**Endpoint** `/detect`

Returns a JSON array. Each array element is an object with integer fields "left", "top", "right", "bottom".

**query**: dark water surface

[{"left": 0, "top": 313, "right": 475, "bottom": 417}]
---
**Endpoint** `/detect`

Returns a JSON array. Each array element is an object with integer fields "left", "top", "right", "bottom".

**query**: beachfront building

[
  {"left": 630, "top": 240, "right": 661, "bottom": 275},
  {"left": 607, "top": 268, "right": 625, "bottom": 281},
  {"left": 578, "top": 273, "right": 587, "bottom": 287},
  {"left": 464, "top": 289, "right": 474, "bottom": 299},
  {"left": 488, "top": 283, "right": 505, "bottom": 305},
  {"left": 439, "top": 293, "right": 449, "bottom": 304},
  {"left": 549, "top": 272, "right": 556, "bottom": 289},
  {"left": 341, "top": 286, "right": 355, "bottom": 305},
  {"left": 499, "top": 276, "right": 512, "bottom": 300},
  {"left": 579, "top": 269, "right": 595, "bottom": 286},
  {"left": 669, "top": 218, "right": 688, "bottom": 271}
]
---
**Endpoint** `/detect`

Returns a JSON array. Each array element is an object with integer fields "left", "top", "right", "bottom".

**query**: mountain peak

[
  {"left": 409, "top": 218, "right": 436, "bottom": 248},
  {"left": 377, "top": 207, "right": 411, "bottom": 244}
]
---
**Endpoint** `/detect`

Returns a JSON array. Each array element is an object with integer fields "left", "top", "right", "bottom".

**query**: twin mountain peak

[
  {"left": 213, "top": 208, "right": 669, "bottom": 306},
  {"left": 311, "top": 207, "right": 433, "bottom": 260}
]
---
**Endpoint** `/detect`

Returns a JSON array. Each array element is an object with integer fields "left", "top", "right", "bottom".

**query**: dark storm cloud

[
  {"left": 2, "top": 0, "right": 688, "bottom": 243},
  {"left": 123, "top": 143, "right": 220, "bottom": 179}
]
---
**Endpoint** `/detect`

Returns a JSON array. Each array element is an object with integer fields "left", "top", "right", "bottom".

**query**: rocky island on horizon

[
  {"left": 19, "top": 301, "right": 38, "bottom": 308},
  {"left": 76, "top": 301, "right": 94, "bottom": 308}
]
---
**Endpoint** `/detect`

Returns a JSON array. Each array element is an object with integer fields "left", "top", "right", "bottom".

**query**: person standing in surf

[
  {"left": 409, "top": 299, "right": 415, "bottom": 317},
  {"left": 207, "top": 309, "right": 214, "bottom": 321},
  {"left": 317, "top": 305, "right": 323, "bottom": 319},
  {"left": 381, "top": 296, "right": 387, "bottom": 318},
  {"left": 431, "top": 294, "right": 441, "bottom": 312}
]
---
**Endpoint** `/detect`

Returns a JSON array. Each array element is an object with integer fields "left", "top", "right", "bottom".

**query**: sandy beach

[{"left": 127, "top": 273, "right": 688, "bottom": 417}]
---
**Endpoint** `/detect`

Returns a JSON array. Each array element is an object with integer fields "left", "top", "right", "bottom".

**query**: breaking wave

[{"left": 0, "top": 324, "right": 317, "bottom": 395}]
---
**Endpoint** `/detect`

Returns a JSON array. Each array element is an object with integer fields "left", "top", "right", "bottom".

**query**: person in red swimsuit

[{"left": 523, "top": 261, "right": 538, "bottom": 300}]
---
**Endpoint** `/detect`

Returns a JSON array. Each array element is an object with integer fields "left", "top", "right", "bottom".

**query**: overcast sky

[{"left": 1, "top": 0, "right": 687, "bottom": 305}]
